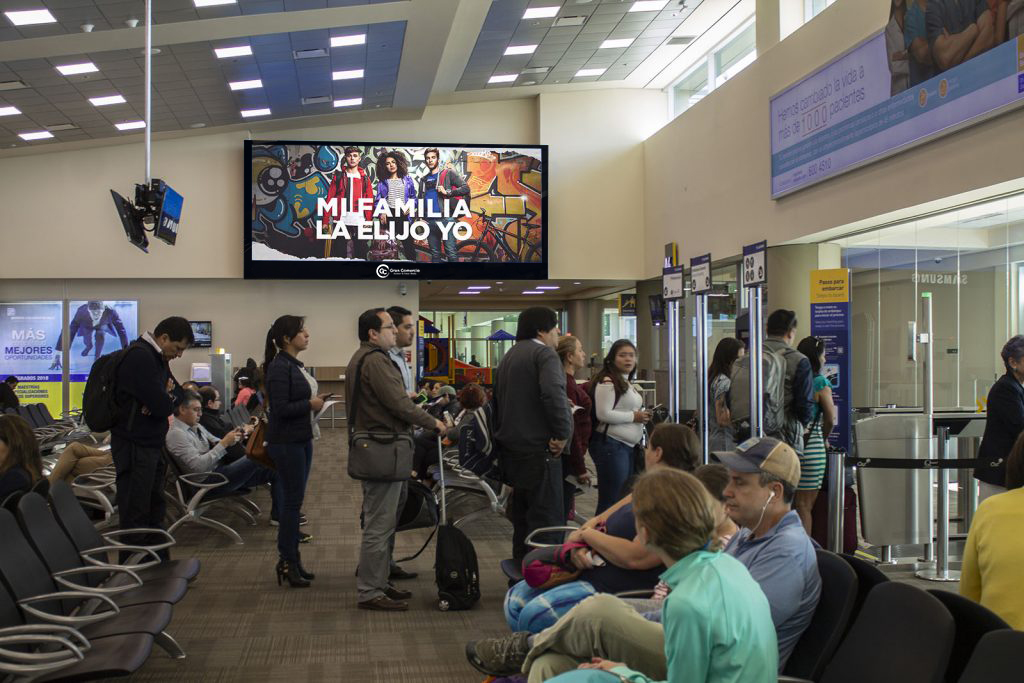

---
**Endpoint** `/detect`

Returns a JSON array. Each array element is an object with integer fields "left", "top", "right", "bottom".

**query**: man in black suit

[
  {"left": 493, "top": 307, "right": 572, "bottom": 560},
  {"left": 977, "top": 335, "right": 1024, "bottom": 501}
]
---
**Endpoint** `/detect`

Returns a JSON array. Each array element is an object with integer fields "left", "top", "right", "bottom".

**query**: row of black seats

[
  {"left": 781, "top": 550, "right": 1021, "bottom": 683},
  {"left": 0, "top": 480, "right": 200, "bottom": 681},
  {"left": 3, "top": 403, "right": 94, "bottom": 450}
]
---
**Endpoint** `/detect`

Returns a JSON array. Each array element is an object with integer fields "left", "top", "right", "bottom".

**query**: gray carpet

[{"left": 128, "top": 428, "right": 531, "bottom": 682}]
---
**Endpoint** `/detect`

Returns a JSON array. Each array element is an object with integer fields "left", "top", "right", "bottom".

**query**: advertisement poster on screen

[
  {"left": 810, "top": 270, "right": 852, "bottom": 453},
  {"left": 0, "top": 302, "right": 63, "bottom": 415},
  {"left": 245, "top": 141, "right": 547, "bottom": 280},
  {"left": 771, "top": 10, "right": 1024, "bottom": 197},
  {"left": 65, "top": 301, "right": 138, "bottom": 410}
]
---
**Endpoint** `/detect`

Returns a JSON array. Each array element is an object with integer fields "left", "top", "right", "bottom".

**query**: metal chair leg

[
  {"left": 155, "top": 630, "right": 187, "bottom": 659},
  {"left": 195, "top": 516, "right": 244, "bottom": 545}
]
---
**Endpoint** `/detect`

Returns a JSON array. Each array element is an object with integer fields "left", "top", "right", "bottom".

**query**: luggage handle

[{"left": 437, "top": 433, "right": 447, "bottom": 526}]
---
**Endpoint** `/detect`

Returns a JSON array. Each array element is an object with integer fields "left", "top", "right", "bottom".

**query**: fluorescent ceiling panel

[
  {"left": 331, "top": 34, "right": 366, "bottom": 47},
  {"left": 215, "top": 45, "right": 252, "bottom": 58},
  {"left": 56, "top": 62, "right": 98, "bottom": 76},
  {"left": 5, "top": 9, "right": 56, "bottom": 26},
  {"left": 89, "top": 94, "right": 126, "bottom": 106}
]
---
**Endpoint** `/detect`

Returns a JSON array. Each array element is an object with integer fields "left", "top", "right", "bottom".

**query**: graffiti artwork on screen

[{"left": 247, "top": 142, "right": 545, "bottom": 278}]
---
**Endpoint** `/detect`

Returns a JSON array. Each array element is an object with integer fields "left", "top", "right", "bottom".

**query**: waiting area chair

[
  {"left": 956, "top": 630, "right": 1024, "bottom": 683},
  {"left": 162, "top": 449, "right": 256, "bottom": 545},
  {"left": 926, "top": 589, "right": 1010, "bottom": 683}
]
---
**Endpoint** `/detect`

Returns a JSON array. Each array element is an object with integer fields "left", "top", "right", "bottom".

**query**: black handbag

[{"left": 347, "top": 349, "right": 415, "bottom": 482}]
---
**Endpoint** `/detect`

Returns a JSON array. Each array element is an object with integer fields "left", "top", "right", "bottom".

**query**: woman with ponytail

[{"left": 264, "top": 315, "right": 328, "bottom": 588}]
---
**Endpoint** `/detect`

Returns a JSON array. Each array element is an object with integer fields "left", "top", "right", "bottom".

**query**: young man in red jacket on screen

[{"left": 323, "top": 146, "right": 374, "bottom": 260}]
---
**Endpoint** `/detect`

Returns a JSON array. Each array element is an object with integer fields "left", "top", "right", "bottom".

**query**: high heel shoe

[
  {"left": 275, "top": 558, "right": 311, "bottom": 588},
  {"left": 296, "top": 551, "right": 315, "bottom": 581}
]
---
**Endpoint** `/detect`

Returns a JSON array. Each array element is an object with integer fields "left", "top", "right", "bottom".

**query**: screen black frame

[
  {"left": 189, "top": 320, "right": 212, "bottom": 348},
  {"left": 243, "top": 139, "right": 549, "bottom": 280}
]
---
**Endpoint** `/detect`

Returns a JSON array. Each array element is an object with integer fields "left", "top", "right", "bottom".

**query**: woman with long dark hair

[
  {"left": 263, "top": 315, "right": 328, "bottom": 587},
  {"left": 795, "top": 336, "right": 835, "bottom": 533},
  {"left": 374, "top": 151, "right": 418, "bottom": 261},
  {"left": 707, "top": 337, "right": 745, "bottom": 451},
  {"left": 0, "top": 414, "right": 42, "bottom": 499},
  {"left": 589, "top": 339, "right": 650, "bottom": 515}
]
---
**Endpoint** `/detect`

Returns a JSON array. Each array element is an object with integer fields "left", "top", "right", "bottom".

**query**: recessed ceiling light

[
  {"left": 489, "top": 74, "right": 518, "bottom": 84},
  {"left": 573, "top": 281, "right": 582, "bottom": 285},
  {"left": 332, "top": 69, "right": 364, "bottom": 80},
  {"left": 466, "top": 286, "right": 491, "bottom": 290},
  {"left": 229, "top": 79, "right": 262, "bottom": 90},
  {"left": 215, "top": 45, "right": 251, "bottom": 59},
  {"left": 0, "top": 106, "right": 20, "bottom": 116},
  {"left": 333, "top": 97, "right": 362, "bottom": 108},
  {"left": 600, "top": 38, "right": 634, "bottom": 49},
  {"left": 18, "top": 131, "right": 53, "bottom": 140},
  {"left": 523, "top": 6, "right": 559, "bottom": 19},
  {"left": 5, "top": 9, "right": 56, "bottom": 26},
  {"left": 89, "top": 94, "right": 126, "bottom": 106},
  {"left": 629, "top": 0, "right": 668, "bottom": 11},
  {"left": 194, "top": 0, "right": 236, "bottom": 6},
  {"left": 115, "top": 120, "right": 145, "bottom": 130},
  {"left": 56, "top": 62, "right": 98, "bottom": 76},
  {"left": 522, "top": 290, "right": 544, "bottom": 295},
  {"left": 575, "top": 68, "right": 605, "bottom": 77},
  {"left": 331, "top": 34, "right": 366, "bottom": 47},
  {"left": 240, "top": 108, "right": 270, "bottom": 117},
  {"left": 459, "top": 291, "right": 481, "bottom": 295},
  {"left": 504, "top": 44, "right": 537, "bottom": 56},
  {"left": 535, "top": 285, "right": 560, "bottom": 290}
]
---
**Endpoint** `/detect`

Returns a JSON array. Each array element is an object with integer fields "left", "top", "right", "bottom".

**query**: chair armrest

[
  {"left": 0, "top": 624, "right": 90, "bottom": 652},
  {"left": 52, "top": 566, "right": 142, "bottom": 595},
  {"left": 178, "top": 471, "right": 228, "bottom": 489},
  {"left": 18, "top": 591, "right": 120, "bottom": 626},
  {"left": 81, "top": 545, "right": 162, "bottom": 571},
  {"left": 101, "top": 527, "right": 176, "bottom": 551},
  {"left": 525, "top": 525, "right": 581, "bottom": 548},
  {"left": 0, "top": 635, "right": 85, "bottom": 677},
  {"left": 72, "top": 473, "right": 116, "bottom": 490}
]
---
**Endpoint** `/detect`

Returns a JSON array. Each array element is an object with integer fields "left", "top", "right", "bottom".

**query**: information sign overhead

[
  {"left": 690, "top": 254, "right": 711, "bottom": 294},
  {"left": 662, "top": 265, "right": 684, "bottom": 301},
  {"left": 742, "top": 241, "right": 767, "bottom": 287}
]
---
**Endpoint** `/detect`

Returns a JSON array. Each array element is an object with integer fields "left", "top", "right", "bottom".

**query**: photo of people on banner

[
  {"left": 250, "top": 144, "right": 543, "bottom": 264},
  {"left": 886, "top": 0, "right": 1024, "bottom": 95}
]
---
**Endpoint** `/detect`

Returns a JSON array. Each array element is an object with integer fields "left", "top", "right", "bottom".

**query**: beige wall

[
  {"left": 0, "top": 279, "right": 418, "bottom": 381},
  {"left": 539, "top": 89, "right": 667, "bottom": 280},
  {"left": 643, "top": 0, "right": 1024, "bottom": 277}
]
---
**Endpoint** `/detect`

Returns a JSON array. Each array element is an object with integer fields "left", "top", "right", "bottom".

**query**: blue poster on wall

[
  {"left": 64, "top": 300, "right": 138, "bottom": 410},
  {"left": 0, "top": 302, "right": 64, "bottom": 416},
  {"left": 810, "top": 270, "right": 852, "bottom": 453}
]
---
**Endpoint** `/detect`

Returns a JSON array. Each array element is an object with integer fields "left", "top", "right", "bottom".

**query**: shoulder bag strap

[{"left": 347, "top": 348, "right": 385, "bottom": 441}]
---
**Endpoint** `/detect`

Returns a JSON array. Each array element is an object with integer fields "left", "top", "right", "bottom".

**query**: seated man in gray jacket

[{"left": 166, "top": 391, "right": 277, "bottom": 516}]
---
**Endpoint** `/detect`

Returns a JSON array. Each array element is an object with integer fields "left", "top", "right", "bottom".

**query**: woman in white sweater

[{"left": 589, "top": 339, "right": 650, "bottom": 514}]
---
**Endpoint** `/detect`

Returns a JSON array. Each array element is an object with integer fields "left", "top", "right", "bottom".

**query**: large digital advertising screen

[
  {"left": 0, "top": 302, "right": 63, "bottom": 416},
  {"left": 65, "top": 300, "right": 138, "bottom": 410},
  {"left": 771, "top": 6, "right": 1024, "bottom": 197},
  {"left": 244, "top": 141, "right": 547, "bottom": 280}
]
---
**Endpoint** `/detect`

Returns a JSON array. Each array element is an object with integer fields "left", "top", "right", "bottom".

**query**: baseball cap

[{"left": 712, "top": 436, "right": 801, "bottom": 489}]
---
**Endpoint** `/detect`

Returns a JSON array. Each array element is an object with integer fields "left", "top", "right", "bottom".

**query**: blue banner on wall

[
  {"left": 810, "top": 270, "right": 852, "bottom": 453},
  {"left": 0, "top": 302, "right": 64, "bottom": 415},
  {"left": 771, "top": 30, "right": 1024, "bottom": 197}
]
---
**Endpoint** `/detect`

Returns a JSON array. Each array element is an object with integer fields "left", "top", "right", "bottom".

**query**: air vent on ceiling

[
  {"left": 45, "top": 123, "right": 78, "bottom": 131},
  {"left": 301, "top": 95, "right": 332, "bottom": 105},
  {"left": 0, "top": 80, "right": 27, "bottom": 91},
  {"left": 668, "top": 35, "right": 696, "bottom": 46},
  {"left": 553, "top": 15, "right": 587, "bottom": 27},
  {"left": 293, "top": 48, "right": 328, "bottom": 60},
  {"left": 522, "top": 66, "right": 550, "bottom": 74}
]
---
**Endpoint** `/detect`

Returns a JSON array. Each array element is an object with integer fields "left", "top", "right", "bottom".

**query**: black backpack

[
  {"left": 435, "top": 522, "right": 480, "bottom": 611},
  {"left": 81, "top": 341, "right": 145, "bottom": 433}
]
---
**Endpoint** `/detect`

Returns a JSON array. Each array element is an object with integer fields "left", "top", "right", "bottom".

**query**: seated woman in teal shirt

[{"left": 549, "top": 468, "right": 778, "bottom": 683}]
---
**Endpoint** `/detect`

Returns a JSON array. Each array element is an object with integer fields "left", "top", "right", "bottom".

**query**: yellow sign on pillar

[{"left": 810, "top": 268, "right": 850, "bottom": 304}]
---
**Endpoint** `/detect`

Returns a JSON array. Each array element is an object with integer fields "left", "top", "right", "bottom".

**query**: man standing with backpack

[
  {"left": 109, "top": 316, "right": 193, "bottom": 558},
  {"left": 728, "top": 309, "right": 813, "bottom": 455}
]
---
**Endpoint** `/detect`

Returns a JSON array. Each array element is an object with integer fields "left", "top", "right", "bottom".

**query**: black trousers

[
  {"left": 110, "top": 436, "right": 169, "bottom": 560},
  {"left": 503, "top": 453, "right": 565, "bottom": 560}
]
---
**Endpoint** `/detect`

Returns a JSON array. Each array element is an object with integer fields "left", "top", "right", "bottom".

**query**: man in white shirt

[{"left": 166, "top": 391, "right": 277, "bottom": 512}]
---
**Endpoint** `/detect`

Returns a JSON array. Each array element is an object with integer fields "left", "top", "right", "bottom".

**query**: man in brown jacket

[{"left": 346, "top": 308, "right": 443, "bottom": 611}]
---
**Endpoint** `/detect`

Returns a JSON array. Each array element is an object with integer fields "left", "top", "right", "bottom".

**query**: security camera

[
  {"left": 934, "top": 257, "right": 942, "bottom": 264},
  {"left": 81, "top": 23, "right": 94, "bottom": 32},
  {"left": 398, "top": 283, "right": 408, "bottom": 297}
]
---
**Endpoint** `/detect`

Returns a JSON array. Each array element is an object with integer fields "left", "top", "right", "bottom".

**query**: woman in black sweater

[
  {"left": 0, "top": 415, "right": 42, "bottom": 500},
  {"left": 264, "top": 315, "right": 327, "bottom": 587}
]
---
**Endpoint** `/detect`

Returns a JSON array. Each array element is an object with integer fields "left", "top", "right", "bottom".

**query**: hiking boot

[{"left": 465, "top": 632, "right": 531, "bottom": 676}]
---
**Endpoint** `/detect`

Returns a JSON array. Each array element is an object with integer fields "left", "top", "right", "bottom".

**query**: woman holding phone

[{"left": 264, "top": 315, "right": 329, "bottom": 588}]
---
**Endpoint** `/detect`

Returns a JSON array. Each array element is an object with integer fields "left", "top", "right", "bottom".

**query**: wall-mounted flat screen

[
  {"left": 244, "top": 140, "right": 547, "bottom": 280},
  {"left": 190, "top": 321, "right": 212, "bottom": 348},
  {"left": 771, "top": 13, "right": 1024, "bottom": 198}
]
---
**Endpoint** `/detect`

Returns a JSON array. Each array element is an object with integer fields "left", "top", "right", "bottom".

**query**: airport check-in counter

[{"left": 852, "top": 408, "right": 985, "bottom": 549}]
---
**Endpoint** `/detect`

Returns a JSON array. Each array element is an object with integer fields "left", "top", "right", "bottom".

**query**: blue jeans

[
  {"left": 214, "top": 457, "right": 279, "bottom": 519},
  {"left": 427, "top": 220, "right": 458, "bottom": 262},
  {"left": 267, "top": 440, "right": 312, "bottom": 563},
  {"left": 590, "top": 435, "right": 634, "bottom": 515}
]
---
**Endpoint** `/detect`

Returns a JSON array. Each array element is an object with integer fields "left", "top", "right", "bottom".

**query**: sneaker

[
  {"left": 384, "top": 584, "right": 412, "bottom": 601},
  {"left": 358, "top": 595, "right": 408, "bottom": 611},
  {"left": 465, "top": 632, "right": 531, "bottom": 677},
  {"left": 270, "top": 514, "right": 309, "bottom": 527},
  {"left": 298, "top": 532, "right": 312, "bottom": 544}
]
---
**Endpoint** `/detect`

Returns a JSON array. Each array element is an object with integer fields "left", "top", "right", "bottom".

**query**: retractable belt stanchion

[
  {"left": 916, "top": 426, "right": 960, "bottom": 581},
  {"left": 920, "top": 292, "right": 936, "bottom": 564},
  {"left": 826, "top": 447, "right": 844, "bottom": 553},
  {"left": 690, "top": 254, "right": 712, "bottom": 463},
  {"left": 749, "top": 286, "right": 764, "bottom": 438},
  {"left": 668, "top": 300, "right": 680, "bottom": 423}
]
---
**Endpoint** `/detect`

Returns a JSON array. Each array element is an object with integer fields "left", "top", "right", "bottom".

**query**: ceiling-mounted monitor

[{"left": 244, "top": 140, "right": 547, "bottom": 280}]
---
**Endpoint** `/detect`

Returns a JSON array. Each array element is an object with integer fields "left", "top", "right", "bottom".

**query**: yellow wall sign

[{"left": 810, "top": 269, "right": 850, "bottom": 304}]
